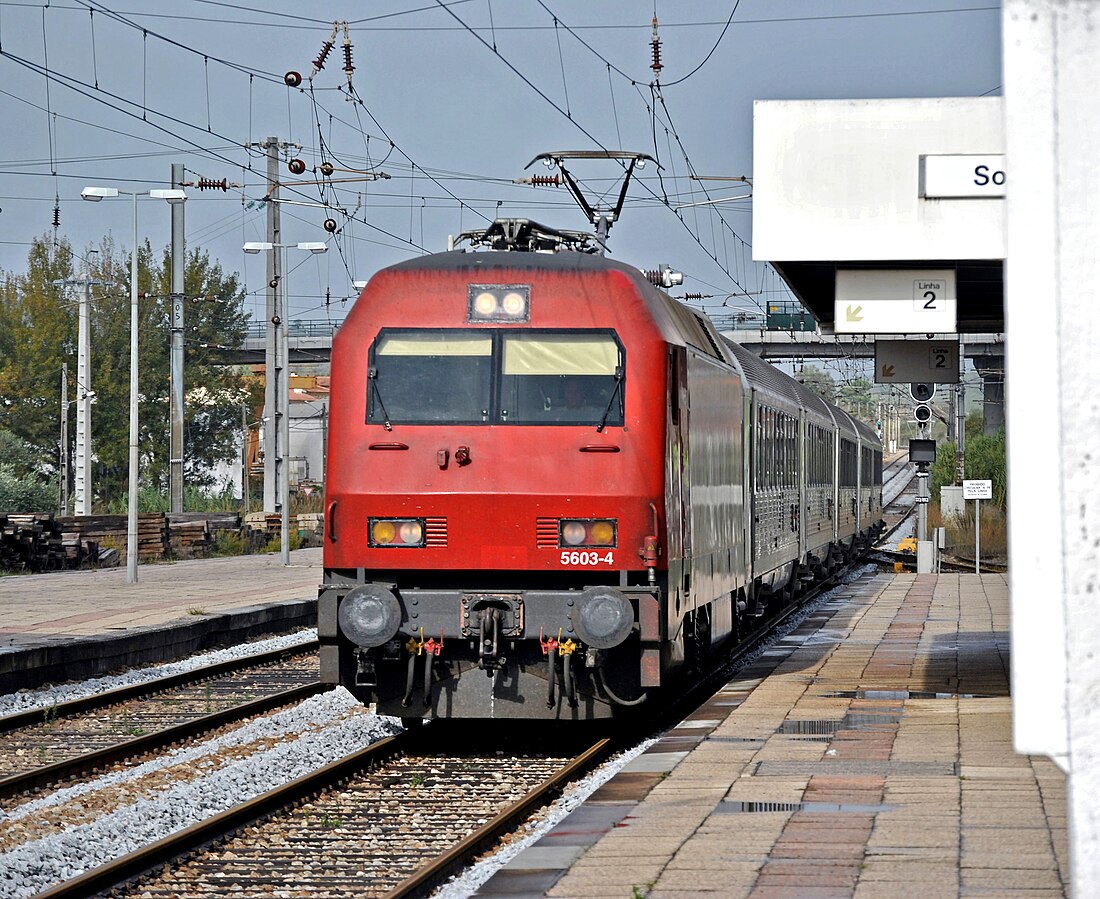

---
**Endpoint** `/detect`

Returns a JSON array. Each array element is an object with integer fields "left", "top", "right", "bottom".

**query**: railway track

[
  {"left": 0, "top": 644, "right": 320, "bottom": 801},
  {"left": 34, "top": 726, "right": 612, "bottom": 899}
]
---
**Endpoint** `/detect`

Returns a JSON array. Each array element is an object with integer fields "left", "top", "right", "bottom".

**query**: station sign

[
  {"left": 963, "top": 479, "right": 993, "bottom": 500},
  {"left": 874, "top": 339, "right": 959, "bottom": 384},
  {"left": 834, "top": 269, "right": 957, "bottom": 334},
  {"left": 921, "top": 154, "right": 1006, "bottom": 199}
]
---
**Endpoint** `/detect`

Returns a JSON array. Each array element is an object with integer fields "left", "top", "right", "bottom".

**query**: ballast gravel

[
  {"left": 0, "top": 687, "right": 400, "bottom": 899},
  {"left": 0, "top": 628, "right": 318, "bottom": 718}
]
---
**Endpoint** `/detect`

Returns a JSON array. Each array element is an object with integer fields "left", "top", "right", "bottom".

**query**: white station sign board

[
  {"left": 875, "top": 339, "right": 960, "bottom": 384},
  {"left": 921, "top": 154, "right": 1006, "bottom": 199},
  {"left": 963, "top": 479, "right": 993, "bottom": 500},
  {"left": 835, "top": 269, "right": 957, "bottom": 334}
]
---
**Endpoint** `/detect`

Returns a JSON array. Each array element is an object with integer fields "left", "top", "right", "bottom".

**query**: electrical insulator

[
  {"left": 312, "top": 39, "right": 335, "bottom": 74},
  {"left": 320, "top": 161, "right": 335, "bottom": 177},
  {"left": 288, "top": 158, "right": 306, "bottom": 175},
  {"left": 530, "top": 174, "right": 560, "bottom": 187},
  {"left": 650, "top": 16, "right": 663, "bottom": 76},
  {"left": 342, "top": 21, "right": 354, "bottom": 77},
  {"left": 197, "top": 178, "right": 229, "bottom": 192},
  {"left": 284, "top": 71, "right": 302, "bottom": 88},
  {"left": 52, "top": 204, "right": 60, "bottom": 228},
  {"left": 324, "top": 218, "right": 338, "bottom": 233},
  {"left": 683, "top": 292, "right": 705, "bottom": 301}
]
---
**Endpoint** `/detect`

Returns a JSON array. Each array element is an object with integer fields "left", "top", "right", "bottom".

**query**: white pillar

[{"left": 1004, "top": 1, "right": 1100, "bottom": 891}]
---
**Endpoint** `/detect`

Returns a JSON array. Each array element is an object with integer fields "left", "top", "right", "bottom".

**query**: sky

[{"left": 0, "top": 0, "right": 1002, "bottom": 338}]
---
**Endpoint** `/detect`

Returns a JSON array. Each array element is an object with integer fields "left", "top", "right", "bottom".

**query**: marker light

[
  {"left": 370, "top": 518, "right": 426, "bottom": 547},
  {"left": 467, "top": 284, "right": 530, "bottom": 322},
  {"left": 558, "top": 519, "right": 618, "bottom": 548}
]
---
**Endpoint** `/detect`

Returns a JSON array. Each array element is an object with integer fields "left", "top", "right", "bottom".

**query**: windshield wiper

[
  {"left": 596, "top": 368, "right": 624, "bottom": 433},
  {"left": 368, "top": 367, "right": 393, "bottom": 431}
]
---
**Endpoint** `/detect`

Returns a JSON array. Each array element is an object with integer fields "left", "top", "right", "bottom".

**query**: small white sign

[
  {"left": 963, "top": 479, "right": 993, "bottom": 500},
  {"left": 921, "top": 154, "right": 1006, "bottom": 199},
  {"left": 835, "top": 269, "right": 957, "bottom": 334},
  {"left": 875, "top": 339, "right": 959, "bottom": 384}
]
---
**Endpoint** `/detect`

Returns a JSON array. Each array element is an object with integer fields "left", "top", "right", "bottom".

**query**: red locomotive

[{"left": 319, "top": 219, "right": 882, "bottom": 722}]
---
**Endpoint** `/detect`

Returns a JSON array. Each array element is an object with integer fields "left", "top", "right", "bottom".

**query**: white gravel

[
  {"left": 0, "top": 687, "right": 401, "bottom": 899},
  {"left": 431, "top": 737, "right": 658, "bottom": 899},
  {"left": 0, "top": 628, "right": 318, "bottom": 718}
]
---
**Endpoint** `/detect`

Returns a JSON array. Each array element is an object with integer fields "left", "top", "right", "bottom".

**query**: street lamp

[
  {"left": 242, "top": 240, "right": 328, "bottom": 565},
  {"left": 81, "top": 185, "right": 187, "bottom": 583}
]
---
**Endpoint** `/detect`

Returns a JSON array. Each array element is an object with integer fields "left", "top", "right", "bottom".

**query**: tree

[
  {"left": 0, "top": 428, "right": 56, "bottom": 512},
  {"left": 0, "top": 234, "right": 256, "bottom": 511},
  {"left": 0, "top": 237, "right": 75, "bottom": 477},
  {"left": 797, "top": 364, "right": 836, "bottom": 402}
]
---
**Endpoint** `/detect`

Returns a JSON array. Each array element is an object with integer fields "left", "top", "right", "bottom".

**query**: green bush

[
  {"left": 966, "top": 429, "right": 1007, "bottom": 509},
  {"left": 0, "top": 463, "right": 55, "bottom": 513},
  {"left": 211, "top": 529, "right": 247, "bottom": 556}
]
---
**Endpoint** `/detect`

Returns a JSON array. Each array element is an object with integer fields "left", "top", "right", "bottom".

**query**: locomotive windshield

[{"left": 367, "top": 328, "right": 624, "bottom": 427}]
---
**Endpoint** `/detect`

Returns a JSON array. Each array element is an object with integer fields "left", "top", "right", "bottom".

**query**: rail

[
  {"left": 0, "top": 682, "right": 328, "bottom": 799},
  {"left": 244, "top": 319, "right": 342, "bottom": 339},
  {"left": 0, "top": 640, "right": 319, "bottom": 733}
]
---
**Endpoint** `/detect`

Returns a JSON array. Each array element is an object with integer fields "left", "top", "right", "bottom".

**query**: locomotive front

[{"left": 320, "top": 251, "right": 670, "bottom": 721}]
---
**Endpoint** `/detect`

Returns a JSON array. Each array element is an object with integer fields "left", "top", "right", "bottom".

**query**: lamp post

[
  {"left": 242, "top": 241, "right": 328, "bottom": 565},
  {"left": 81, "top": 186, "right": 187, "bottom": 583}
]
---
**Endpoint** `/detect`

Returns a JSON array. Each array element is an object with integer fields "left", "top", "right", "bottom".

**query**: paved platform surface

[
  {"left": 0, "top": 548, "right": 322, "bottom": 691},
  {"left": 479, "top": 572, "right": 1069, "bottom": 898}
]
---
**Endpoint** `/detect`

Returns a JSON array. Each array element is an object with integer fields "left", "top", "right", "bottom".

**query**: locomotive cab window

[
  {"left": 501, "top": 333, "right": 623, "bottom": 425},
  {"left": 369, "top": 333, "right": 493, "bottom": 424},
  {"left": 367, "top": 328, "right": 624, "bottom": 427}
]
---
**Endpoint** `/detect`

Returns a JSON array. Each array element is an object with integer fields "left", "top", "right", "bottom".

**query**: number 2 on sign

[{"left": 913, "top": 279, "right": 944, "bottom": 312}]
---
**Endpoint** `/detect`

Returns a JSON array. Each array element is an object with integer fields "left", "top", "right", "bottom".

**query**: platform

[
  {"left": 478, "top": 572, "right": 1069, "bottom": 898},
  {"left": 0, "top": 548, "right": 322, "bottom": 692}
]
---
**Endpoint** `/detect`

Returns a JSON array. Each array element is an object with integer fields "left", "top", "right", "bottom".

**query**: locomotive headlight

[
  {"left": 369, "top": 518, "right": 426, "bottom": 547},
  {"left": 559, "top": 519, "right": 617, "bottom": 548},
  {"left": 501, "top": 291, "right": 526, "bottom": 317},
  {"left": 574, "top": 587, "right": 634, "bottom": 649},
  {"left": 473, "top": 291, "right": 498, "bottom": 316},
  {"left": 467, "top": 284, "right": 530, "bottom": 322},
  {"left": 561, "top": 521, "right": 587, "bottom": 546},
  {"left": 338, "top": 584, "right": 402, "bottom": 648}
]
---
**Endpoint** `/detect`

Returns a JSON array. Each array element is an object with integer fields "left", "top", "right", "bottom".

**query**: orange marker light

[{"left": 372, "top": 520, "right": 396, "bottom": 545}]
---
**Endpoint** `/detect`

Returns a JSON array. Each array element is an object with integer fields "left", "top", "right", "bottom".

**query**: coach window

[
  {"left": 500, "top": 332, "right": 623, "bottom": 425},
  {"left": 368, "top": 331, "right": 493, "bottom": 424}
]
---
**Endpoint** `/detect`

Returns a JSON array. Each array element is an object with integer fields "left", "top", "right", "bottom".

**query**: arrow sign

[
  {"left": 846, "top": 304, "right": 864, "bottom": 322},
  {"left": 881, "top": 364, "right": 895, "bottom": 378}
]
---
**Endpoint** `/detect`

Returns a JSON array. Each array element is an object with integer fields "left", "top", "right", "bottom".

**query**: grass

[{"left": 929, "top": 502, "right": 1008, "bottom": 563}]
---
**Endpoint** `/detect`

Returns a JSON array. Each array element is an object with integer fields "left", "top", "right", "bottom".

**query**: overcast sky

[{"left": 0, "top": 0, "right": 1001, "bottom": 333}]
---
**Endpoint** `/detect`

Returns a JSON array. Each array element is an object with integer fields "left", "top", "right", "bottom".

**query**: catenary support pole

[
  {"left": 126, "top": 191, "right": 139, "bottom": 584},
  {"left": 59, "top": 362, "right": 68, "bottom": 516},
  {"left": 169, "top": 162, "right": 185, "bottom": 513},
  {"left": 263, "top": 137, "right": 281, "bottom": 517}
]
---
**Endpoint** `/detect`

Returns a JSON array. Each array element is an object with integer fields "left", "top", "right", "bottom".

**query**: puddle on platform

[
  {"left": 717, "top": 801, "right": 896, "bottom": 814},
  {"left": 778, "top": 711, "right": 901, "bottom": 737},
  {"left": 827, "top": 689, "right": 991, "bottom": 701}
]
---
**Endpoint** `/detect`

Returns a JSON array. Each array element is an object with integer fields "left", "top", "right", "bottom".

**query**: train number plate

[{"left": 559, "top": 550, "right": 614, "bottom": 566}]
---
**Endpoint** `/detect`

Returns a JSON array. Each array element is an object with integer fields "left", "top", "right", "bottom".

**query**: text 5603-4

[{"left": 560, "top": 550, "right": 614, "bottom": 566}]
